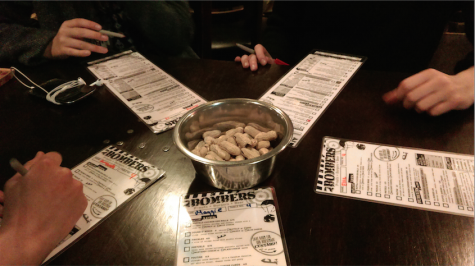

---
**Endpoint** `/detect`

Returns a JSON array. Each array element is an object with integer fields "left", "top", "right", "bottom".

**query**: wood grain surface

[{"left": 0, "top": 56, "right": 473, "bottom": 265}]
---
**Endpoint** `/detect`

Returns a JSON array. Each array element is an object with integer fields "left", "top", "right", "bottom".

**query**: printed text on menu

[
  {"left": 176, "top": 187, "right": 289, "bottom": 266},
  {"left": 316, "top": 137, "right": 474, "bottom": 217},
  {"left": 87, "top": 51, "right": 206, "bottom": 134},
  {"left": 43, "top": 146, "right": 165, "bottom": 263},
  {"left": 259, "top": 51, "right": 365, "bottom": 147}
]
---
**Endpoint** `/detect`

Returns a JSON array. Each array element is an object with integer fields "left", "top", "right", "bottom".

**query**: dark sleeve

[
  {"left": 261, "top": 2, "right": 302, "bottom": 64},
  {"left": 455, "top": 1, "right": 474, "bottom": 73},
  {"left": 121, "top": 0, "right": 194, "bottom": 56},
  {"left": 0, "top": 2, "right": 56, "bottom": 66}
]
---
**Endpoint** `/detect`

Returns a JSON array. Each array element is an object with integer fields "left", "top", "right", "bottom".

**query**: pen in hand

[
  {"left": 99, "top": 30, "right": 125, "bottom": 38},
  {"left": 10, "top": 158, "right": 28, "bottom": 176}
]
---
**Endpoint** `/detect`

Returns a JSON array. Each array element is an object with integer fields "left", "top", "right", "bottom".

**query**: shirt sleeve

[{"left": 0, "top": 2, "right": 56, "bottom": 66}]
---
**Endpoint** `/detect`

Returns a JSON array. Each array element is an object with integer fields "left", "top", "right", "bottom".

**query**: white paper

[
  {"left": 43, "top": 146, "right": 165, "bottom": 263},
  {"left": 259, "top": 51, "right": 365, "bottom": 147},
  {"left": 316, "top": 137, "right": 474, "bottom": 217},
  {"left": 87, "top": 51, "right": 207, "bottom": 134},
  {"left": 176, "top": 187, "right": 289, "bottom": 266}
]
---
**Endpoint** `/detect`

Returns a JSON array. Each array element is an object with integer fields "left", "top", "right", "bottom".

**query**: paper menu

[
  {"left": 87, "top": 51, "right": 207, "bottom": 134},
  {"left": 43, "top": 146, "right": 165, "bottom": 263},
  {"left": 315, "top": 137, "right": 474, "bottom": 217},
  {"left": 176, "top": 187, "right": 290, "bottom": 266},
  {"left": 259, "top": 50, "right": 366, "bottom": 147}
]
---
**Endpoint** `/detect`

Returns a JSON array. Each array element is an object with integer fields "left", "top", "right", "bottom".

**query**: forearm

[
  {"left": 0, "top": 228, "right": 50, "bottom": 265},
  {"left": 0, "top": 23, "right": 56, "bottom": 66}
]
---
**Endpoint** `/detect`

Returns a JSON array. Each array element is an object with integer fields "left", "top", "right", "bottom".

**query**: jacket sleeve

[
  {"left": 121, "top": 1, "right": 194, "bottom": 56},
  {"left": 0, "top": 2, "right": 56, "bottom": 66}
]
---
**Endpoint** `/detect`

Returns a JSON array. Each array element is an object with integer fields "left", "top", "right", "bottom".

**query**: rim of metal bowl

[{"left": 173, "top": 98, "right": 293, "bottom": 166}]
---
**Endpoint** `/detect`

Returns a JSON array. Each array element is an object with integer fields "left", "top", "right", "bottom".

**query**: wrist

[
  {"left": 43, "top": 41, "right": 53, "bottom": 59},
  {"left": 0, "top": 226, "right": 52, "bottom": 265}
]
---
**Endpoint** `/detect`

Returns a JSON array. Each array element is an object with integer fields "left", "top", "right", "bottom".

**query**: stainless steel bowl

[{"left": 173, "top": 98, "right": 293, "bottom": 190}]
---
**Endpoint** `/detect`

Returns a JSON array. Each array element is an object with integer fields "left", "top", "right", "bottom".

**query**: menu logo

[
  {"left": 101, "top": 148, "right": 149, "bottom": 172},
  {"left": 183, "top": 192, "right": 256, "bottom": 207}
]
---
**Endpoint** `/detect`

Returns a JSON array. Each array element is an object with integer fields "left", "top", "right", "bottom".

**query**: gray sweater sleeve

[{"left": 0, "top": 2, "right": 56, "bottom": 66}]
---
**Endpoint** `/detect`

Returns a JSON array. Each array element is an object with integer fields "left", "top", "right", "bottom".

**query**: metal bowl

[{"left": 173, "top": 98, "right": 293, "bottom": 190}]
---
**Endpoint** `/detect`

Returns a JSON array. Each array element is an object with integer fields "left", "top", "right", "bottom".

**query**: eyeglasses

[{"left": 11, "top": 67, "right": 102, "bottom": 105}]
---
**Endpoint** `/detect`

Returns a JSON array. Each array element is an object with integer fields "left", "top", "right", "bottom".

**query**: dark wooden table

[{"left": 0, "top": 57, "right": 473, "bottom": 265}]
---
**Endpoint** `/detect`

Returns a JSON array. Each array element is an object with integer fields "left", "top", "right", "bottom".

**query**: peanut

[
  {"left": 241, "top": 147, "right": 260, "bottom": 159},
  {"left": 186, "top": 127, "right": 213, "bottom": 141},
  {"left": 214, "top": 121, "right": 246, "bottom": 131},
  {"left": 259, "top": 148, "right": 270, "bottom": 155},
  {"left": 187, "top": 139, "right": 200, "bottom": 150},
  {"left": 204, "top": 136, "right": 216, "bottom": 145},
  {"left": 203, "top": 130, "right": 221, "bottom": 139},
  {"left": 255, "top": 131, "right": 277, "bottom": 142},
  {"left": 210, "top": 144, "right": 231, "bottom": 161},
  {"left": 247, "top": 122, "right": 270, "bottom": 133},
  {"left": 257, "top": 141, "right": 270, "bottom": 150},
  {"left": 205, "top": 151, "right": 224, "bottom": 161},
  {"left": 190, "top": 120, "right": 200, "bottom": 132},
  {"left": 235, "top": 155, "right": 245, "bottom": 161},
  {"left": 244, "top": 125, "right": 262, "bottom": 138},
  {"left": 218, "top": 141, "right": 241, "bottom": 156},
  {"left": 225, "top": 127, "right": 244, "bottom": 137},
  {"left": 199, "top": 146, "right": 209, "bottom": 157},
  {"left": 235, "top": 133, "right": 253, "bottom": 148}
]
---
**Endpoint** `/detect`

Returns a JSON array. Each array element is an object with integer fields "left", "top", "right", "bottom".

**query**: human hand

[
  {"left": 382, "top": 67, "right": 475, "bottom": 116},
  {"left": 0, "top": 151, "right": 87, "bottom": 265},
  {"left": 43, "top": 18, "right": 109, "bottom": 59},
  {"left": 235, "top": 44, "right": 275, "bottom": 71}
]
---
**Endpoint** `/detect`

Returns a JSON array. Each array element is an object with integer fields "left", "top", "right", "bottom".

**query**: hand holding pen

[
  {"left": 0, "top": 152, "right": 87, "bottom": 265},
  {"left": 43, "top": 18, "right": 125, "bottom": 59},
  {"left": 235, "top": 43, "right": 288, "bottom": 71}
]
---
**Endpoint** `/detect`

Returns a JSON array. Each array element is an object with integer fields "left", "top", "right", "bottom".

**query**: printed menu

[
  {"left": 259, "top": 50, "right": 366, "bottom": 147},
  {"left": 87, "top": 50, "right": 206, "bottom": 134},
  {"left": 176, "top": 187, "right": 290, "bottom": 266},
  {"left": 315, "top": 137, "right": 474, "bottom": 217},
  {"left": 43, "top": 146, "right": 165, "bottom": 263}
]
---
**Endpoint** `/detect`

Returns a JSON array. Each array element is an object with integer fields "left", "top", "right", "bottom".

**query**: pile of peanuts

[{"left": 187, "top": 121, "right": 278, "bottom": 162}]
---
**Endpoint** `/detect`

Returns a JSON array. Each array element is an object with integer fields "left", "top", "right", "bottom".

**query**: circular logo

[
  {"left": 90, "top": 195, "right": 117, "bottom": 218},
  {"left": 374, "top": 146, "right": 400, "bottom": 162},
  {"left": 133, "top": 104, "right": 154, "bottom": 113},
  {"left": 250, "top": 231, "right": 283, "bottom": 255}
]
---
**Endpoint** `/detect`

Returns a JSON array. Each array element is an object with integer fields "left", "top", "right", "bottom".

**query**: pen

[
  {"left": 235, "top": 43, "right": 289, "bottom": 66},
  {"left": 99, "top": 30, "right": 125, "bottom": 38},
  {"left": 10, "top": 158, "right": 28, "bottom": 176}
]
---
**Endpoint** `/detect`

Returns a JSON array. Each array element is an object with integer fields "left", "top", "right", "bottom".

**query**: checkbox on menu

[
  {"left": 443, "top": 203, "right": 449, "bottom": 208},
  {"left": 183, "top": 257, "right": 189, "bottom": 263},
  {"left": 185, "top": 239, "right": 190, "bottom": 244},
  {"left": 408, "top": 198, "right": 414, "bottom": 202},
  {"left": 356, "top": 190, "right": 361, "bottom": 194},
  {"left": 468, "top": 207, "right": 473, "bottom": 211},
  {"left": 425, "top": 201, "right": 431, "bottom": 205},
  {"left": 384, "top": 194, "right": 390, "bottom": 199},
  {"left": 458, "top": 206, "right": 464, "bottom": 210},
  {"left": 185, "top": 232, "right": 191, "bottom": 237},
  {"left": 376, "top": 193, "right": 381, "bottom": 197},
  {"left": 434, "top": 202, "right": 440, "bottom": 206},
  {"left": 184, "top": 247, "right": 190, "bottom": 252},
  {"left": 367, "top": 192, "right": 372, "bottom": 196},
  {"left": 396, "top": 196, "right": 402, "bottom": 201}
]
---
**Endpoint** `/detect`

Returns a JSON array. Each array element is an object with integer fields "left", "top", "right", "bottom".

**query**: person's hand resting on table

[
  {"left": 0, "top": 151, "right": 87, "bottom": 265},
  {"left": 235, "top": 44, "right": 275, "bottom": 71},
  {"left": 383, "top": 67, "right": 475, "bottom": 116},
  {"left": 43, "top": 18, "right": 109, "bottom": 59}
]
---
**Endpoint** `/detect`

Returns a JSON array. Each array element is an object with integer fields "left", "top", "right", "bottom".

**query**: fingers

[
  {"left": 0, "top": 190, "right": 4, "bottom": 203},
  {"left": 63, "top": 38, "right": 108, "bottom": 54},
  {"left": 392, "top": 69, "right": 437, "bottom": 102},
  {"left": 43, "top": 152, "right": 63, "bottom": 166},
  {"left": 241, "top": 55, "right": 250, "bottom": 68},
  {"left": 23, "top": 151, "right": 45, "bottom": 170},
  {"left": 67, "top": 27, "right": 108, "bottom": 42},
  {"left": 63, "top": 18, "right": 102, "bottom": 31},
  {"left": 249, "top": 54, "right": 258, "bottom": 71},
  {"left": 235, "top": 56, "right": 242, "bottom": 62},
  {"left": 402, "top": 79, "right": 438, "bottom": 109},
  {"left": 254, "top": 44, "right": 268, "bottom": 66}
]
